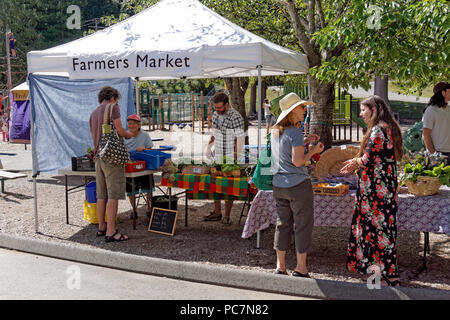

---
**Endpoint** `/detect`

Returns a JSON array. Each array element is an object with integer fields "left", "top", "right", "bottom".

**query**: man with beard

[{"left": 204, "top": 91, "right": 244, "bottom": 224}]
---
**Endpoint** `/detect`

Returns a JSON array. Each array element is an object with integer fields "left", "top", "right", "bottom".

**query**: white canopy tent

[
  {"left": 27, "top": 0, "right": 308, "bottom": 79},
  {"left": 27, "top": 0, "right": 309, "bottom": 233}
]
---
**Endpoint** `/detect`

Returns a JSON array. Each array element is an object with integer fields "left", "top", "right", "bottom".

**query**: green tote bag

[{"left": 252, "top": 135, "right": 273, "bottom": 190}]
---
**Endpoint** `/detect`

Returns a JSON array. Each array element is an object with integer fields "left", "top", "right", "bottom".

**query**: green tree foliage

[
  {"left": 0, "top": 0, "right": 40, "bottom": 87},
  {"left": 312, "top": 0, "right": 450, "bottom": 96},
  {"left": 147, "top": 79, "right": 215, "bottom": 95},
  {"left": 0, "top": 0, "right": 122, "bottom": 89}
]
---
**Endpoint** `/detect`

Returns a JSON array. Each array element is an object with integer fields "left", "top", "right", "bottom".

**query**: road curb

[{"left": 0, "top": 232, "right": 448, "bottom": 300}]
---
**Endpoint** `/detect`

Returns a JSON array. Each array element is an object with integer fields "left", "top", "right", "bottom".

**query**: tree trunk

[
  {"left": 309, "top": 77, "right": 335, "bottom": 149},
  {"left": 249, "top": 81, "right": 257, "bottom": 117},
  {"left": 374, "top": 75, "right": 391, "bottom": 110},
  {"left": 224, "top": 77, "right": 250, "bottom": 144}
]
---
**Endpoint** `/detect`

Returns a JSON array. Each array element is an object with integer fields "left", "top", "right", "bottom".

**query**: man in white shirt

[{"left": 422, "top": 81, "right": 450, "bottom": 165}]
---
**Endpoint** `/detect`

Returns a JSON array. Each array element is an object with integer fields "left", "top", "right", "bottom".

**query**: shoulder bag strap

[
  {"left": 103, "top": 104, "right": 110, "bottom": 125},
  {"left": 109, "top": 103, "right": 115, "bottom": 125}
]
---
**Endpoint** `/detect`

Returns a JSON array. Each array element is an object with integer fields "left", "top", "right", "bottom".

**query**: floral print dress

[{"left": 347, "top": 125, "right": 399, "bottom": 278}]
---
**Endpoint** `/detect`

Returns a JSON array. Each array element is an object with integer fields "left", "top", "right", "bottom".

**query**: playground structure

[
  {"left": 138, "top": 86, "right": 365, "bottom": 143},
  {"left": 139, "top": 89, "right": 213, "bottom": 133},
  {"left": 278, "top": 84, "right": 366, "bottom": 143}
]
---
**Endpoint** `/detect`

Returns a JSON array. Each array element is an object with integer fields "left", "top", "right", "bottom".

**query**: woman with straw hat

[
  {"left": 270, "top": 92, "right": 324, "bottom": 277},
  {"left": 341, "top": 95, "right": 403, "bottom": 287}
]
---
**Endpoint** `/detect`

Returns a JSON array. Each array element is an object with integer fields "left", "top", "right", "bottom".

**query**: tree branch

[
  {"left": 316, "top": 0, "right": 326, "bottom": 28},
  {"left": 307, "top": 0, "right": 316, "bottom": 34},
  {"left": 335, "top": 0, "right": 351, "bottom": 20},
  {"left": 277, "top": 0, "right": 320, "bottom": 65}
]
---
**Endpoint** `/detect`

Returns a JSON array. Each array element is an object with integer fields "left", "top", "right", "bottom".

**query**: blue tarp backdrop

[{"left": 28, "top": 74, "right": 135, "bottom": 174}]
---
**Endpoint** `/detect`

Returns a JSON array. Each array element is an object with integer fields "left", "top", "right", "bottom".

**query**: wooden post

[
  {"left": 200, "top": 91, "right": 204, "bottom": 133},
  {"left": 208, "top": 97, "right": 212, "bottom": 131},
  {"left": 168, "top": 94, "right": 171, "bottom": 126},
  {"left": 151, "top": 98, "right": 155, "bottom": 130},
  {"left": 4, "top": 24, "right": 12, "bottom": 118},
  {"left": 191, "top": 92, "right": 195, "bottom": 132},
  {"left": 159, "top": 94, "right": 162, "bottom": 130}
]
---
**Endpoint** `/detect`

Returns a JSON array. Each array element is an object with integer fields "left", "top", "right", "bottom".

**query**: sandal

[
  {"left": 96, "top": 226, "right": 107, "bottom": 237},
  {"left": 382, "top": 275, "right": 400, "bottom": 287},
  {"left": 292, "top": 271, "right": 311, "bottom": 278},
  {"left": 221, "top": 216, "right": 231, "bottom": 224},
  {"left": 97, "top": 228, "right": 118, "bottom": 237},
  {"left": 105, "top": 230, "right": 129, "bottom": 243},
  {"left": 204, "top": 212, "right": 222, "bottom": 221},
  {"left": 274, "top": 269, "right": 288, "bottom": 275}
]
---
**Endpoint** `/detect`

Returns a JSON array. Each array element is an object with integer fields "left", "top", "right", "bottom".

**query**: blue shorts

[{"left": 265, "top": 114, "right": 274, "bottom": 124}]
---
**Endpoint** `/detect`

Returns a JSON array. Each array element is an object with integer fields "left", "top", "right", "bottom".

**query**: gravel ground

[{"left": 1, "top": 126, "right": 449, "bottom": 292}]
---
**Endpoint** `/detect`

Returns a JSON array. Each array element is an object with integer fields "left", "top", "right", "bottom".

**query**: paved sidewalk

[
  {"left": 0, "top": 233, "right": 448, "bottom": 300},
  {"left": 0, "top": 248, "right": 309, "bottom": 300}
]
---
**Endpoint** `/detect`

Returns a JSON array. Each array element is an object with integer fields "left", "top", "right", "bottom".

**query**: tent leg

[
  {"left": 30, "top": 79, "right": 39, "bottom": 234},
  {"left": 33, "top": 177, "right": 39, "bottom": 233},
  {"left": 257, "top": 65, "right": 262, "bottom": 158},
  {"left": 135, "top": 77, "right": 141, "bottom": 116}
]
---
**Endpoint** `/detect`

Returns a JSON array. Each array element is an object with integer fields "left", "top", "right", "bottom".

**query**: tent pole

[
  {"left": 135, "top": 77, "right": 140, "bottom": 116},
  {"left": 33, "top": 177, "right": 38, "bottom": 233},
  {"left": 257, "top": 65, "right": 262, "bottom": 158},
  {"left": 29, "top": 79, "right": 39, "bottom": 234}
]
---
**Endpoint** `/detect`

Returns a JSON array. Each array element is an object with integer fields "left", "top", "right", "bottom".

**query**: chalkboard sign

[{"left": 148, "top": 207, "right": 178, "bottom": 236}]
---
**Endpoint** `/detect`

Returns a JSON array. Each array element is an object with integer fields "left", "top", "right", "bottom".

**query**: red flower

[
  {"left": 389, "top": 266, "right": 395, "bottom": 274},
  {"left": 312, "top": 153, "right": 320, "bottom": 162}
]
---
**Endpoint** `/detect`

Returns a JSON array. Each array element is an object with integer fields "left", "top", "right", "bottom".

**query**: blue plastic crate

[
  {"left": 156, "top": 145, "right": 175, "bottom": 151},
  {"left": 129, "top": 150, "right": 172, "bottom": 170},
  {"left": 85, "top": 181, "right": 97, "bottom": 203}
]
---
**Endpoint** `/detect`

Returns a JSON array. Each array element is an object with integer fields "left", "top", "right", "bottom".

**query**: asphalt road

[{"left": 0, "top": 248, "right": 313, "bottom": 300}]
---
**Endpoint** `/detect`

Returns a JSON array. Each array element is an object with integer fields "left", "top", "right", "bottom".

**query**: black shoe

[
  {"left": 274, "top": 269, "right": 288, "bottom": 275},
  {"left": 292, "top": 271, "right": 311, "bottom": 278},
  {"left": 382, "top": 275, "right": 400, "bottom": 287}
]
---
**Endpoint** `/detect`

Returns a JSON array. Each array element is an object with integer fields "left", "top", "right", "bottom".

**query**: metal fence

[{"left": 139, "top": 90, "right": 213, "bottom": 130}]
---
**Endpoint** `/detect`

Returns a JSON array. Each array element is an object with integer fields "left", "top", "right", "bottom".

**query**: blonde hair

[{"left": 271, "top": 111, "right": 298, "bottom": 138}]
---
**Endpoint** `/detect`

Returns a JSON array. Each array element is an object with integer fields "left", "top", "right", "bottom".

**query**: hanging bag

[
  {"left": 252, "top": 134, "right": 273, "bottom": 190},
  {"left": 98, "top": 104, "right": 130, "bottom": 166}
]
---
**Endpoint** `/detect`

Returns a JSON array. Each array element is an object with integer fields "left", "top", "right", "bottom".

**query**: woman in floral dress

[{"left": 341, "top": 95, "right": 403, "bottom": 286}]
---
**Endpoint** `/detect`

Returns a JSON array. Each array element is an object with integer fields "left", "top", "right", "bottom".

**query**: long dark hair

[
  {"left": 423, "top": 82, "right": 450, "bottom": 113},
  {"left": 358, "top": 95, "right": 403, "bottom": 162}
]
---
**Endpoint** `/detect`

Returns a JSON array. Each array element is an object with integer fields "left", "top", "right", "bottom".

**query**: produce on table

[
  {"left": 86, "top": 147, "right": 94, "bottom": 160},
  {"left": 400, "top": 151, "right": 450, "bottom": 187}
]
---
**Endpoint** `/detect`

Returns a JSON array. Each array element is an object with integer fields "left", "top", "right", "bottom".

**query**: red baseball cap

[{"left": 127, "top": 114, "right": 141, "bottom": 122}]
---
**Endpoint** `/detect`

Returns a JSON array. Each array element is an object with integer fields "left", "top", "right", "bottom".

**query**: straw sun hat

[
  {"left": 314, "top": 145, "right": 360, "bottom": 179},
  {"left": 274, "top": 92, "right": 315, "bottom": 126}
]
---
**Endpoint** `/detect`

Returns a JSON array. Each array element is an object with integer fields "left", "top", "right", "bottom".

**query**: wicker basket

[
  {"left": 314, "top": 145, "right": 360, "bottom": 179},
  {"left": 405, "top": 176, "right": 441, "bottom": 196},
  {"left": 222, "top": 169, "right": 241, "bottom": 177}
]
